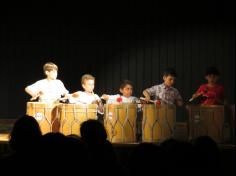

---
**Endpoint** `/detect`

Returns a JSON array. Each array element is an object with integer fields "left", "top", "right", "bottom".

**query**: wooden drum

[
  {"left": 186, "top": 105, "right": 225, "bottom": 143},
  {"left": 230, "top": 105, "right": 235, "bottom": 144},
  {"left": 26, "top": 102, "right": 60, "bottom": 134},
  {"left": 104, "top": 104, "right": 137, "bottom": 143},
  {"left": 58, "top": 104, "right": 98, "bottom": 136},
  {"left": 142, "top": 104, "right": 176, "bottom": 143}
]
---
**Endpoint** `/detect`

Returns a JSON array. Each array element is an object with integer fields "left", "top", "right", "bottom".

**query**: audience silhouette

[{"left": 0, "top": 117, "right": 231, "bottom": 176}]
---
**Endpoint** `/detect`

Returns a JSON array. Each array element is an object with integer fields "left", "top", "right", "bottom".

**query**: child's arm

[
  {"left": 25, "top": 86, "right": 43, "bottom": 100},
  {"left": 143, "top": 90, "right": 151, "bottom": 101},
  {"left": 59, "top": 81, "right": 69, "bottom": 97},
  {"left": 101, "top": 94, "right": 109, "bottom": 101},
  {"left": 101, "top": 94, "right": 121, "bottom": 104},
  {"left": 92, "top": 95, "right": 104, "bottom": 114},
  {"left": 216, "top": 86, "right": 225, "bottom": 105},
  {"left": 67, "top": 91, "right": 80, "bottom": 103},
  {"left": 190, "top": 85, "right": 206, "bottom": 101},
  {"left": 192, "top": 92, "right": 203, "bottom": 99},
  {"left": 25, "top": 86, "right": 36, "bottom": 97},
  {"left": 176, "top": 99, "right": 183, "bottom": 106},
  {"left": 71, "top": 91, "right": 80, "bottom": 98},
  {"left": 143, "top": 85, "right": 158, "bottom": 102},
  {"left": 175, "top": 90, "right": 183, "bottom": 106}
]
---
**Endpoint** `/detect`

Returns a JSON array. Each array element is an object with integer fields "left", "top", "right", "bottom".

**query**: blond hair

[
  {"left": 43, "top": 62, "right": 58, "bottom": 74},
  {"left": 81, "top": 74, "right": 95, "bottom": 85}
]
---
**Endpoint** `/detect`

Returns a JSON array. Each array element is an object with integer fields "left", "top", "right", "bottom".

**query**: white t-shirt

[
  {"left": 106, "top": 94, "right": 142, "bottom": 111},
  {"left": 69, "top": 91, "right": 101, "bottom": 104},
  {"left": 107, "top": 94, "right": 140, "bottom": 104},
  {"left": 27, "top": 79, "right": 69, "bottom": 103}
]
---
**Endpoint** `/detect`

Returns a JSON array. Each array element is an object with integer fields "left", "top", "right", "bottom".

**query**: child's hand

[
  {"left": 140, "top": 99, "right": 147, "bottom": 104},
  {"left": 72, "top": 92, "right": 79, "bottom": 98},
  {"left": 93, "top": 100, "right": 104, "bottom": 113},
  {"left": 144, "top": 97, "right": 150, "bottom": 103},
  {"left": 101, "top": 94, "right": 109, "bottom": 100},
  {"left": 91, "top": 100, "right": 99, "bottom": 105},
  {"left": 192, "top": 91, "right": 204, "bottom": 99},
  {"left": 30, "top": 95, "right": 38, "bottom": 101},
  {"left": 140, "top": 97, "right": 150, "bottom": 103},
  {"left": 64, "top": 94, "right": 72, "bottom": 99},
  {"left": 30, "top": 91, "right": 43, "bottom": 101},
  {"left": 202, "top": 94, "right": 209, "bottom": 97}
]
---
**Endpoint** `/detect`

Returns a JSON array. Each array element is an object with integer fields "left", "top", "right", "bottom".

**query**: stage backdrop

[{"left": 0, "top": 2, "right": 235, "bottom": 120}]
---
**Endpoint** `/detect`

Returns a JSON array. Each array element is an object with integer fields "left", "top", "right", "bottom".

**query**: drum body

[
  {"left": 104, "top": 104, "right": 137, "bottom": 143},
  {"left": 187, "top": 105, "right": 225, "bottom": 143},
  {"left": 26, "top": 102, "right": 60, "bottom": 134},
  {"left": 230, "top": 105, "right": 235, "bottom": 144},
  {"left": 142, "top": 104, "right": 176, "bottom": 143},
  {"left": 58, "top": 104, "right": 98, "bottom": 136}
]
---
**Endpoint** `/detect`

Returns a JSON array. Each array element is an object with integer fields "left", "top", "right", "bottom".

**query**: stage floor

[{"left": 0, "top": 134, "right": 9, "bottom": 142}]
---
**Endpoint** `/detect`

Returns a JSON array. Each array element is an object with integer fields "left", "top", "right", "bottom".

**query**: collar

[{"left": 161, "top": 83, "right": 172, "bottom": 90}]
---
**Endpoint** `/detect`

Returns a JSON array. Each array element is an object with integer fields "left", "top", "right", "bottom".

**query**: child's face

[
  {"left": 163, "top": 75, "right": 175, "bottom": 87},
  {"left": 120, "top": 84, "right": 133, "bottom": 98},
  {"left": 82, "top": 79, "right": 95, "bottom": 93},
  {"left": 45, "top": 69, "right": 57, "bottom": 80},
  {"left": 205, "top": 74, "right": 218, "bottom": 84}
]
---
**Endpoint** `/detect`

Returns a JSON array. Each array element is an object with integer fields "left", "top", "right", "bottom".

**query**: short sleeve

[
  {"left": 196, "top": 84, "right": 206, "bottom": 94},
  {"left": 175, "top": 90, "right": 183, "bottom": 101},
  {"left": 58, "top": 80, "right": 69, "bottom": 94},
  {"left": 107, "top": 94, "right": 120, "bottom": 104},
  {"left": 145, "top": 86, "right": 158, "bottom": 96},
  {"left": 94, "top": 94, "right": 101, "bottom": 101}
]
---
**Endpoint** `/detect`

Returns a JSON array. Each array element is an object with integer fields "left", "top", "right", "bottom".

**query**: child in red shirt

[{"left": 191, "top": 67, "right": 224, "bottom": 105}]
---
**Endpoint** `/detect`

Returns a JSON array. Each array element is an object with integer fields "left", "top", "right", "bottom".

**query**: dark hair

[
  {"left": 120, "top": 80, "right": 133, "bottom": 89},
  {"left": 9, "top": 115, "right": 42, "bottom": 151},
  {"left": 205, "top": 67, "right": 220, "bottom": 76},
  {"left": 163, "top": 67, "right": 177, "bottom": 77},
  {"left": 80, "top": 119, "right": 107, "bottom": 143}
]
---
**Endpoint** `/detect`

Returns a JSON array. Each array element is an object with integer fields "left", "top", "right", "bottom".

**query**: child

[
  {"left": 102, "top": 79, "right": 142, "bottom": 141},
  {"left": 143, "top": 67, "right": 183, "bottom": 106},
  {"left": 101, "top": 80, "right": 140, "bottom": 104},
  {"left": 190, "top": 67, "right": 224, "bottom": 105},
  {"left": 69, "top": 74, "right": 104, "bottom": 113},
  {"left": 25, "top": 62, "right": 69, "bottom": 103}
]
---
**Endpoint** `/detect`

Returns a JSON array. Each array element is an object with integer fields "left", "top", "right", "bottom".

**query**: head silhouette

[
  {"left": 127, "top": 143, "right": 167, "bottom": 175},
  {"left": 191, "top": 136, "right": 220, "bottom": 169},
  {"left": 9, "top": 115, "right": 42, "bottom": 151},
  {"left": 80, "top": 119, "right": 107, "bottom": 144}
]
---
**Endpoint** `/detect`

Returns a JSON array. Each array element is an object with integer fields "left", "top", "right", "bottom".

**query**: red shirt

[{"left": 196, "top": 84, "right": 224, "bottom": 105}]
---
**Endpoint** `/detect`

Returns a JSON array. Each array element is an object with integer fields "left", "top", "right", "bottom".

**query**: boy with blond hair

[
  {"left": 25, "top": 62, "right": 69, "bottom": 103},
  {"left": 69, "top": 74, "right": 104, "bottom": 113}
]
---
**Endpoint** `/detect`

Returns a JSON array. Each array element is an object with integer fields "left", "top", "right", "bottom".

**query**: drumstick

[
  {"left": 30, "top": 91, "right": 44, "bottom": 101},
  {"left": 140, "top": 97, "right": 155, "bottom": 103},
  {"left": 189, "top": 97, "right": 194, "bottom": 102},
  {"left": 189, "top": 93, "right": 202, "bottom": 102},
  {"left": 59, "top": 97, "right": 68, "bottom": 101},
  {"left": 100, "top": 94, "right": 105, "bottom": 99},
  {"left": 30, "top": 94, "right": 40, "bottom": 101}
]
